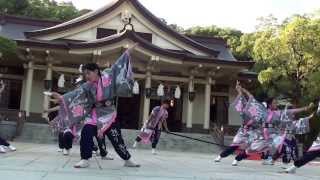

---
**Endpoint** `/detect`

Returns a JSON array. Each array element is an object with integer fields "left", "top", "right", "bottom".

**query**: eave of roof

[
  {"left": 17, "top": 31, "right": 254, "bottom": 67},
  {"left": 23, "top": 0, "right": 219, "bottom": 57}
]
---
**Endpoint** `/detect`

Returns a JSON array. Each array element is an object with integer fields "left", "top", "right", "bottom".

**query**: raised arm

[
  {"left": 287, "top": 103, "right": 314, "bottom": 115},
  {"left": 44, "top": 106, "right": 61, "bottom": 113},
  {"left": 240, "top": 87, "right": 253, "bottom": 99}
]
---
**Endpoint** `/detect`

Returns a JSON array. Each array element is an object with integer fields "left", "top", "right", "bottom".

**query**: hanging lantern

[
  {"left": 174, "top": 85, "right": 181, "bottom": 99},
  {"left": 133, "top": 80, "right": 139, "bottom": 94},
  {"left": 157, "top": 83, "right": 164, "bottom": 97},
  {"left": 75, "top": 75, "right": 83, "bottom": 84},
  {"left": 79, "top": 64, "right": 83, "bottom": 73},
  {"left": 58, "top": 74, "right": 65, "bottom": 88}
]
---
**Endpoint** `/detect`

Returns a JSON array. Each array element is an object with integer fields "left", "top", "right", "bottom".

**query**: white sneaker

[
  {"left": 0, "top": 146, "right": 6, "bottom": 153},
  {"left": 124, "top": 159, "right": 140, "bottom": 167},
  {"left": 8, "top": 145, "right": 16, "bottom": 151},
  {"left": 262, "top": 159, "right": 274, "bottom": 165},
  {"left": 63, "top": 149, "right": 70, "bottom": 156},
  {"left": 214, "top": 156, "right": 222, "bottom": 162},
  {"left": 284, "top": 165, "right": 297, "bottom": 174},
  {"left": 74, "top": 159, "right": 89, "bottom": 168},
  {"left": 92, "top": 150, "right": 97, "bottom": 155},
  {"left": 232, "top": 160, "right": 239, "bottom": 166},
  {"left": 280, "top": 163, "right": 290, "bottom": 169},
  {"left": 101, "top": 155, "right": 114, "bottom": 160},
  {"left": 152, "top": 148, "right": 157, "bottom": 155},
  {"left": 57, "top": 148, "right": 63, "bottom": 152},
  {"left": 133, "top": 141, "right": 137, "bottom": 148}
]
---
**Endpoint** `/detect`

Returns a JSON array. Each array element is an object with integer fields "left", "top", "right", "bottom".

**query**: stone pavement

[{"left": 0, "top": 142, "right": 319, "bottom": 180}]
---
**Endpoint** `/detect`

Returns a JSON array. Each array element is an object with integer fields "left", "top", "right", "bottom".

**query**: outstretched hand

[
  {"left": 51, "top": 92, "right": 62, "bottom": 100},
  {"left": 236, "top": 81, "right": 242, "bottom": 93},
  {"left": 308, "top": 103, "right": 315, "bottom": 110}
]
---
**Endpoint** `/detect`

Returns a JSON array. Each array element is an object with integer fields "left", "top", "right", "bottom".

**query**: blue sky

[{"left": 57, "top": 0, "right": 320, "bottom": 32}]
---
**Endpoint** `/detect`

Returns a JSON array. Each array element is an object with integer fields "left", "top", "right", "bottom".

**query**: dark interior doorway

[
  {"left": 210, "top": 96, "right": 229, "bottom": 126},
  {"left": 117, "top": 95, "right": 141, "bottom": 130}
]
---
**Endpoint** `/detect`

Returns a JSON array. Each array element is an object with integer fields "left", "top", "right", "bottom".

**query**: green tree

[
  {"left": 184, "top": 25, "right": 251, "bottom": 60},
  {"left": 254, "top": 15, "right": 320, "bottom": 104},
  {"left": 0, "top": 0, "right": 89, "bottom": 21},
  {"left": 0, "top": 0, "right": 29, "bottom": 15},
  {"left": 0, "top": 36, "right": 17, "bottom": 60}
]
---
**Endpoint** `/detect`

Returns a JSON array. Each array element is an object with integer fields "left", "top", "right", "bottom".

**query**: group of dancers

[
  {"left": 1, "top": 43, "right": 319, "bottom": 173},
  {"left": 214, "top": 82, "right": 320, "bottom": 173}
]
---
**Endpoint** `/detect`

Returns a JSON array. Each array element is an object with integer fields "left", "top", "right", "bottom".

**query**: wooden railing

[{"left": 209, "top": 123, "right": 240, "bottom": 146}]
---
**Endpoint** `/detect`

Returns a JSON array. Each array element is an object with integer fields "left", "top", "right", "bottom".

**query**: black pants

[
  {"left": 136, "top": 129, "right": 162, "bottom": 149},
  {"left": 235, "top": 151, "right": 249, "bottom": 161},
  {"left": 294, "top": 150, "right": 320, "bottom": 168},
  {"left": 0, "top": 137, "right": 10, "bottom": 146},
  {"left": 81, "top": 122, "right": 131, "bottom": 160},
  {"left": 220, "top": 146, "right": 239, "bottom": 158},
  {"left": 58, "top": 131, "right": 74, "bottom": 150},
  {"left": 95, "top": 133, "right": 107, "bottom": 157},
  {"left": 272, "top": 138, "right": 298, "bottom": 163}
]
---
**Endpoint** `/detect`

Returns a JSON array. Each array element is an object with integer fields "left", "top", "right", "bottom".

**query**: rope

[{"left": 165, "top": 131, "right": 227, "bottom": 148}]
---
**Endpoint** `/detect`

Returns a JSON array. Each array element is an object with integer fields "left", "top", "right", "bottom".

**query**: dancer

[
  {"left": 228, "top": 83, "right": 313, "bottom": 166},
  {"left": 270, "top": 111, "right": 314, "bottom": 166},
  {"left": 51, "top": 44, "right": 139, "bottom": 168},
  {"left": 214, "top": 82, "right": 260, "bottom": 163},
  {"left": 47, "top": 76, "right": 113, "bottom": 159},
  {"left": 0, "top": 80, "right": 16, "bottom": 153},
  {"left": 46, "top": 103, "right": 75, "bottom": 156},
  {"left": 133, "top": 99, "right": 170, "bottom": 154},
  {"left": 283, "top": 102, "right": 320, "bottom": 173}
]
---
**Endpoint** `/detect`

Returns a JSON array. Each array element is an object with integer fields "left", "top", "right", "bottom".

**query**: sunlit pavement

[{"left": 0, "top": 142, "right": 319, "bottom": 180}]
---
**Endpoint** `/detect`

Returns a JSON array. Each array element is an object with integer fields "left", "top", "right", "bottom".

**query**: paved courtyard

[{"left": 0, "top": 142, "right": 319, "bottom": 180}]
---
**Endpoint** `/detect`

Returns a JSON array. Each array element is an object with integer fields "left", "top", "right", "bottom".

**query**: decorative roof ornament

[
  {"left": 121, "top": 9, "right": 132, "bottom": 23},
  {"left": 120, "top": 18, "right": 135, "bottom": 33}
]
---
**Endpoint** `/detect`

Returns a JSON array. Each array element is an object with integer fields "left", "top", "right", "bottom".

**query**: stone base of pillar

[{"left": 181, "top": 125, "right": 210, "bottom": 134}]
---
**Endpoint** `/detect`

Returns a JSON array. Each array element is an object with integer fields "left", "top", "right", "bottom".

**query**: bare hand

[
  {"left": 51, "top": 92, "right": 62, "bottom": 100},
  {"left": 97, "top": 130, "right": 104, "bottom": 139},
  {"left": 236, "top": 81, "right": 242, "bottom": 93},
  {"left": 308, "top": 103, "right": 314, "bottom": 110}
]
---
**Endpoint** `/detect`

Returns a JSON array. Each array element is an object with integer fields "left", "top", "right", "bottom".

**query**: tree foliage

[
  {"left": 184, "top": 25, "right": 246, "bottom": 60},
  {"left": 0, "top": 36, "right": 17, "bottom": 60},
  {"left": 253, "top": 15, "right": 320, "bottom": 104},
  {"left": 0, "top": 0, "right": 89, "bottom": 21}
]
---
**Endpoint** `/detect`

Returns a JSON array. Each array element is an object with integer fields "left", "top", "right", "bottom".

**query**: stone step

[{"left": 5, "top": 122, "right": 224, "bottom": 154}]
